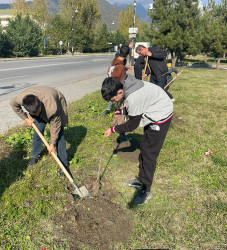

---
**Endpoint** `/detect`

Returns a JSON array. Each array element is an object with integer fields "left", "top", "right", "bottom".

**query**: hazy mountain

[
  {"left": 113, "top": 2, "right": 151, "bottom": 22},
  {"left": 0, "top": 0, "right": 121, "bottom": 31},
  {"left": 0, "top": 3, "right": 10, "bottom": 9},
  {"left": 108, "top": 0, "right": 153, "bottom": 9}
]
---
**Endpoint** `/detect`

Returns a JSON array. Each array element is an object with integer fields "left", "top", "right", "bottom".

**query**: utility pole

[
  {"left": 131, "top": 0, "right": 137, "bottom": 66},
  {"left": 71, "top": 9, "right": 78, "bottom": 56}
]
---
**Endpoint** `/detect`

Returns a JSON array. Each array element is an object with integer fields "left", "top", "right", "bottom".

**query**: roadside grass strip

[{"left": 0, "top": 67, "right": 226, "bottom": 249}]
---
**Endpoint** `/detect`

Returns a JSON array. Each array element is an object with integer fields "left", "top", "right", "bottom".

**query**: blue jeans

[{"left": 31, "top": 116, "right": 68, "bottom": 167}]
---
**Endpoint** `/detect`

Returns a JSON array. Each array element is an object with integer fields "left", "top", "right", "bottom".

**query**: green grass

[
  {"left": 0, "top": 67, "right": 227, "bottom": 249},
  {"left": 0, "top": 9, "right": 12, "bottom": 15}
]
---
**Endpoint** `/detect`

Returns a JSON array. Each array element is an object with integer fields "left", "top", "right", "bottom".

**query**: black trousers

[
  {"left": 150, "top": 74, "right": 173, "bottom": 99},
  {"left": 138, "top": 118, "right": 172, "bottom": 191}
]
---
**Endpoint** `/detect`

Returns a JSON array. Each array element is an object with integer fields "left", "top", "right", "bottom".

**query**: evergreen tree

[
  {"left": 44, "top": 14, "right": 70, "bottom": 54},
  {"left": 0, "top": 26, "right": 12, "bottom": 58},
  {"left": 112, "top": 29, "right": 126, "bottom": 48},
  {"left": 5, "top": 14, "right": 42, "bottom": 57},
  {"left": 92, "top": 23, "right": 110, "bottom": 52},
  {"left": 148, "top": 0, "right": 202, "bottom": 66},
  {"left": 201, "top": 0, "right": 226, "bottom": 68}
]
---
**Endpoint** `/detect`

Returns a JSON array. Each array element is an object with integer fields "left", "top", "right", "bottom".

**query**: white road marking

[
  {"left": 0, "top": 58, "right": 110, "bottom": 72},
  {"left": 0, "top": 75, "right": 30, "bottom": 81}
]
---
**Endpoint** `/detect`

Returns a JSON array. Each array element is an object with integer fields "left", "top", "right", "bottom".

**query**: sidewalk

[{"left": 0, "top": 74, "right": 106, "bottom": 135}]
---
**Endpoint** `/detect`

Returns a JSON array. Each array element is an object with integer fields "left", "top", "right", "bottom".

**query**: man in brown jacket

[{"left": 10, "top": 86, "right": 68, "bottom": 172}]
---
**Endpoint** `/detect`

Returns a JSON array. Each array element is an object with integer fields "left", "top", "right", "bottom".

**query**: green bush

[{"left": 5, "top": 14, "right": 42, "bottom": 57}]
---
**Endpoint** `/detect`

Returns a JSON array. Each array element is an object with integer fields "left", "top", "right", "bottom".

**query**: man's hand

[
  {"left": 146, "top": 51, "right": 152, "bottom": 57},
  {"left": 142, "top": 74, "right": 147, "bottom": 80},
  {"left": 25, "top": 117, "right": 34, "bottom": 127},
  {"left": 127, "top": 66, "right": 132, "bottom": 70},
  {"left": 114, "top": 110, "right": 121, "bottom": 115},
  {"left": 104, "top": 128, "right": 112, "bottom": 138},
  {"left": 48, "top": 144, "right": 55, "bottom": 154}
]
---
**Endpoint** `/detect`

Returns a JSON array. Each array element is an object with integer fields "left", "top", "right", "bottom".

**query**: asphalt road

[
  {"left": 0, "top": 54, "right": 114, "bottom": 134},
  {"left": 0, "top": 54, "right": 113, "bottom": 102}
]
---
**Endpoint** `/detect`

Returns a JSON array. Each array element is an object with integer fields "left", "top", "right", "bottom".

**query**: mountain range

[{"left": 0, "top": 0, "right": 151, "bottom": 29}]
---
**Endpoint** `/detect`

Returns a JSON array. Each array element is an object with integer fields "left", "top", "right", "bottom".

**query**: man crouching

[
  {"left": 10, "top": 86, "right": 68, "bottom": 176},
  {"left": 101, "top": 75, "right": 173, "bottom": 205}
]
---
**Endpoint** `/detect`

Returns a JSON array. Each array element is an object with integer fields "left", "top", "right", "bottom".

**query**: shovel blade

[{"left": 72, "top": 185, "right": 91, "bottom": 198}]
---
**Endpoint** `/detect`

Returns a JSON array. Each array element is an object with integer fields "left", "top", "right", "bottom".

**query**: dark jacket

[{"left": 146, "top": 46, "right": 168, "bottom": 78}]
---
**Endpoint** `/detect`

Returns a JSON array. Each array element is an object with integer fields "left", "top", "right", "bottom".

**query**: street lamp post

[
  {"left": 130, "top": 0, "right": 137, "bottom": 66},
  {"left": 71, "top": 9, "right": 78, "bottom": 56}
]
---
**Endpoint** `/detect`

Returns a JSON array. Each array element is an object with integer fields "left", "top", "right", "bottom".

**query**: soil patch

[
  {"left": 172, "top": 115, "right": 184, "bottom": 124},
  {"left": 112, "top": 138, "right": 140, "bottom": 163},
  {"left": 56, "top": 186, "right": 133, "bottom": 249}
]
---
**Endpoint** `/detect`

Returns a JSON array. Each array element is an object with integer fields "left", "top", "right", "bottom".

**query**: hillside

[
  {"left": 98, "top": 0, "right": 120, "bottom": 30},
  {"left": 0, "top": 0, "right": 120, "bottom": 31},
  {"left": 113, "top": 2, "right": 151, "bottom": 22}
]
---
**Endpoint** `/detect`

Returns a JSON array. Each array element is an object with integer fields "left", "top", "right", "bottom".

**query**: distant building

[{"left": 0, "top": 14, "right": 14, "bottom": 31}]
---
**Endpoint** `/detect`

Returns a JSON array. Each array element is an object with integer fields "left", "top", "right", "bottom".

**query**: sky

[{"left": 0, "top": 0, "right": 222, "bottom": 6}]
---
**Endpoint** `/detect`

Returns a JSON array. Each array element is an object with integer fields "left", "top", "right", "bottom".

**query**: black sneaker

[
  {"left": 126, "top": 177, "right": 143, "bottom": 188},
  {"left": 28, "top": 156, "right": 40, "bottom": 166},
  {"left": 133, "top": 188, "right": 151, "bottom": 205},
  {"left": 103, "top": 109, "right": 110, "bottom": 115}
]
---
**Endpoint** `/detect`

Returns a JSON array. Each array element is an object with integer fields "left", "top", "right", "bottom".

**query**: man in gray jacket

[
  {"left": 10, "top": 86, "right": 68, "bottom": 174},
  {"left": 101, "top": 75, "right": 173, "bottom": 205}
]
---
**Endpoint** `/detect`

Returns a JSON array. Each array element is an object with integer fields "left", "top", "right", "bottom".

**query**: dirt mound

[{"left": 56, "top": 187, "right": 133, "bottom": 249}]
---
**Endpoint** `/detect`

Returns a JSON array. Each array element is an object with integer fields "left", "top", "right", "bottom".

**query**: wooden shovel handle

[
  {"left": 164, "top": 70, "right": 183, "bottom": 90},
  {"left": 29, "top": 118, "right": 74, "bottom": 184}
]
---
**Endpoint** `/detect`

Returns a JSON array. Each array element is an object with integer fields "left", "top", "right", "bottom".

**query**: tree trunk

[
  {"left": 216, "top": 58, "right": 220, "bottom": 69},
  {"left": 204, "top": 53, "right": 208, "bottom": 63},
  {"left": 223, "top": 52, "right": 225, "bottom": 59},
  {"left": 171, "top": 52, "right": 177, "bottom": 67},
  {"left": 171, "top": 56, "right": 177, "bottom": 67}
]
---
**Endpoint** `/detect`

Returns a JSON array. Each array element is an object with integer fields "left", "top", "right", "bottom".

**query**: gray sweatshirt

[{"left": 123, "top": 75, "right": 173, "bottom": 127}]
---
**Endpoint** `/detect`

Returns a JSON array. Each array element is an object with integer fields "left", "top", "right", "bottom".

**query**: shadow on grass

[
  {"left": 0, "top": 125, "right": 87, "bottom": 199},
  {"left": 0, "top": 149, "right": 28, "bottom": 199},
  {"left": 65, "top": 125, "right": 87, "bottom": 162}
]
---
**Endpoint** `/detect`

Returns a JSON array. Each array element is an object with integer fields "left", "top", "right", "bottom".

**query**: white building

[{"left": 0, "top": 14, "right": 14, "bottom": 30}]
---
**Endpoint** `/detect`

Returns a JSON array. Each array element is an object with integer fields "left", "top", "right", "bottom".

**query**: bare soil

[
  {"left": 112, "top": 138, "right": 140, "bottom": 163},
  {"left": 56, "top": 184, "right": 133, "bottom": 250}
]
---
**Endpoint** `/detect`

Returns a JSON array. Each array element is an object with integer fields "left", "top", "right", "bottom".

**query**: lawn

[{"left": 0, "top": 67, "right": 226, "bottom": 249}]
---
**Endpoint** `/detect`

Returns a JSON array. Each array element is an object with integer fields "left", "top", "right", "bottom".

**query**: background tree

[
  {"left": 0, "top": 26, "right": 12, "bottom": 57},
  {"left": 148, "top": 0, "right": 202, "bottom": 66},
  {"left": 92, "top": 22, "right": 110, "bottom": 52},
  {"left": 30, "top": 0, "right": 48, "bottom": 27},
  {"left": 5, "top": 14, "right": 42, "bottom": 57},
  {"left": 112, "top": 29, "right": 126, "bottom": 48},
  {"left": 12, "top": 0, "right": 29, "bottom": 16},
  {"left": 44, "top": 14, "right": 70, "bottom": 54},
  {"left": 58, "top": 0, "right": 100, "bottom": 52},
  {"left": 118, "top": 5, "right": 142, "bottom": 44},
  {"left": 135, "top": 22, "right": 151, "bottom": 42},
  {"left": 201, "top": 0, "right": 226, "bottom": 69}
]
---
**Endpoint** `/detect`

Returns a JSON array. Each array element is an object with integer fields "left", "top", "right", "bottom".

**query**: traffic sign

[
  {"left": 129, "top": 27, "right": 138, "bottom": 34},
  {"left": 129, "top": 34, "right": 136, "bottom": 38},
  {"left": 59, "top": 41, "right": 63, "bottom": 46}
]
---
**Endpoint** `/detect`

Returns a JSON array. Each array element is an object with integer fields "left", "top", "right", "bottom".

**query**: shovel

[
  {"left": 164, "top": 70, "right": 183, "bottom": 90},
  {"left": 92, "top": 137, "right": 106, "bottom": 194},
  {"left": 28, "top": 115, "right": 91, "bottom": 198}
]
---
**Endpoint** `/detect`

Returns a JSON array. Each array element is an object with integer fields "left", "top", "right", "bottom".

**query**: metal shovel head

[{"left": 72, "top": 185, "right": 92, "bottom": 198}]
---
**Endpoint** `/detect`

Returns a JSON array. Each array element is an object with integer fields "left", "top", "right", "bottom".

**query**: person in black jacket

[{"left": 136, "top": 45, "right": 168, "bottom": 89}]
